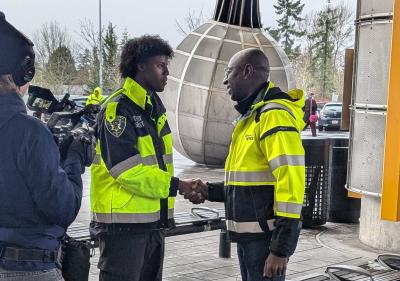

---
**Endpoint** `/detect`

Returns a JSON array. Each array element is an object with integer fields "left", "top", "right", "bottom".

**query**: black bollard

[{"left": 219, "top": 229, "right": 231, "bottom": 258}]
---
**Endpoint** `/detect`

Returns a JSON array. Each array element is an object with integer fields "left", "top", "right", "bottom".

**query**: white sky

[{"left": 1, "top": 0, "right": 356, "bottom": 47}]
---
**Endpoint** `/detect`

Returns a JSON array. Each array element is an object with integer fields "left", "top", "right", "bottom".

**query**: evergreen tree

[
  {"left": 308, "top": 2, "right": 338, "bottom": 98},
  {"left": 45, "top": 45, "right": 77, "bottom": 89},
  {"left": 102, "top": 22, "right": 120, "bottom": 93},
  {"left": 265, "top": 27, "right": 281, "bottom": 43},
  {"left": 47, "top": 46, "right": 76, "bottom": 77},
  {"left": 77, "top": 48, "right": 92, "bottom": 71},
  {"left": 267, "top": 0, "right": 305, "bottom": 60}
]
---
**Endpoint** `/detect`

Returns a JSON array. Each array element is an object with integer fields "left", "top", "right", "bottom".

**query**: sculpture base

[{"left": 359, "top": 195, "right": 400, "bottom": 252}]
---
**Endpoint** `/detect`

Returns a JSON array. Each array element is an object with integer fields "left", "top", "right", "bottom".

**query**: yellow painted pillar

[{"left": 381, "top": 0, "right": 400, "bottom": 221}]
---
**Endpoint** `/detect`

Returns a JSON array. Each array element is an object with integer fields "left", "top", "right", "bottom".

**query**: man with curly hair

[{"left": 89, "top": 35, "right": 202, "bottom": 281}]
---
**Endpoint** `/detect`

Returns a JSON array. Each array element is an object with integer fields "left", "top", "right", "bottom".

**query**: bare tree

[
  {"left": 33, "top": 21, "right": 71, "bottom": 66},
  {"left": 298, "top": 13, "right": 317, "bottom": 59},
  {"left": 77, "top": 19, "right": 102, "bottom": 91},
  {"left": 79, "top": 19, "right": 100, "bottom": 51},
  {"left": 78, "top": 19, "right": 122, "bottom": 93},
  {"left": 32, "top": 21, "right": 80, "bottom": 95},
  {"left": 292, "top": 13, "right": 321, "bottom": 96},
  {"left": 331, "top": 3, "right": 355, "bottom": 69},
  {"left": 176, "top": 9, "right": 207, "bottom": 36}
]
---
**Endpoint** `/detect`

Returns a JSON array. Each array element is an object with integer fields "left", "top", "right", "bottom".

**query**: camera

[{"left": 26, "top": 85, "right": 98, "bottom": 145}]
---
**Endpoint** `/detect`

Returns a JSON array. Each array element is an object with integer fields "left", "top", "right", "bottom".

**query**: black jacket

[{"left": 0, "top": 92, "right": 83, "bottom": 270}]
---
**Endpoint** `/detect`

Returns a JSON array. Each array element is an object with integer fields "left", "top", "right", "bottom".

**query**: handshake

[{"left": 178, "top": 179, "right": 208, "bottom": 204}]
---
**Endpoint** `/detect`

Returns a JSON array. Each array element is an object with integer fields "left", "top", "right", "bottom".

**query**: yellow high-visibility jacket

[
  {"left": 86, "top": 87, "right": 104, "bottom": 105},
  {"left": 208, "top": 81, "right": 306, "bottom": 257},
  {"left": 90, "top": 78, "right": 178, "bottom": 234}
]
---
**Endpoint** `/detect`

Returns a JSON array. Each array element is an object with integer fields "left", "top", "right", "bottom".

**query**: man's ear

[
  {"left": 137, "top": 63, "right": 146, "bottom": 72},
  {"left": 243, "top": 64, "right": 254, "bottom": 80}
]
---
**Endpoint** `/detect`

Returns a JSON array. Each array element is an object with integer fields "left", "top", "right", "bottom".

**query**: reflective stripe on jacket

[
  {"left": 224, "top": 82, "right": 306, "bottom": 242},
  {"left": 90, "top": 77, "right": 175, "bottom": 230}
]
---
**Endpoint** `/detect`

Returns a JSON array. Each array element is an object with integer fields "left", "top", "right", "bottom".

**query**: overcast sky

[{"left": 1, "top": 0, "right": 356, "bottom": 47}]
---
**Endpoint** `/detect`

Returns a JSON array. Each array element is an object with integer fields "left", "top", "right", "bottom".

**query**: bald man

[{"left": 193, "top": 49, "right": 306, "bottom": 281}]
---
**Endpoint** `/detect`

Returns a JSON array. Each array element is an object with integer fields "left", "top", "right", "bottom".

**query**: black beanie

[{"left": 0, "top": 11, "right": 35, "bottom": 75}]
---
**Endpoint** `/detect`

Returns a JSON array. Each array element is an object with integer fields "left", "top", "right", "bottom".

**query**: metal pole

[{"left": 99, "top": 0, "right": 103, "bottom": 90}]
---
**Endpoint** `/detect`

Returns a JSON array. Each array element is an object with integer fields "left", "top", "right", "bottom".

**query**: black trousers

[
  {"left": 303, "top": 120, "right": 317, "bottom": 136},
  {"left": 98, "top": 231, "right": 164, "bottom": 281}
]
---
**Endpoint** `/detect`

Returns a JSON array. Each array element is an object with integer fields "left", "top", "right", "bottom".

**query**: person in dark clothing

[
  {"left": 303, "top": 93, "right": 318, "bottom": 136},
  {"left": 0, "top": 12, "right": 94, "bottom": 281}
]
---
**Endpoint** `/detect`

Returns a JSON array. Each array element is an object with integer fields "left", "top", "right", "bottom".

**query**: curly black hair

[{"left": 119, "top": 35, "right": 174, "bottom": 79}]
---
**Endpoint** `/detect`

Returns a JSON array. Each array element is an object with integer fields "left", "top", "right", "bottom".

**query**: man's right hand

[
  {"left": 263, "top": 253, "right": 289, "bottom": 278},
  {"left": 178, "top": 179, "right": 208, "bottom": 204}
]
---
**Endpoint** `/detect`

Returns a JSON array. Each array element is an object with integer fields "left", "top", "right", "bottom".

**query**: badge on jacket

[{"left": 106, "top": 115, "right": 126, "bottom": 138}]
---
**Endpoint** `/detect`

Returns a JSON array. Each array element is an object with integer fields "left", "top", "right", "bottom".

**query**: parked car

[
  {"left": 318, "top": 102, "right": 342, "bottom": 131},
  {"left": 70, "top": 95, "right": 89, "bottom": 108},
  {"left": 71, "top": 95, "right": 108, "bottom": 108},
  {"left": 317, "top": 102, "right": 326, "bottom": 113}
]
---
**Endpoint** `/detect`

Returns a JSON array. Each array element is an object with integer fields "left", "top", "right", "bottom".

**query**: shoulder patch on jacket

[{"left": 105, "top": 115, "right": 126, "bottom": 138}]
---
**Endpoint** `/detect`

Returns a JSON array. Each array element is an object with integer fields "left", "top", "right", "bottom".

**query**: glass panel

[
  {"left": 195, "top": 37, "right": 223, "bottom": 59},
  {"left": 255, "top": 32, "right": 272, "bottom": 45},
  {"left": 177, "top": 34, "right": 200, "bottom": 53},
  {"left": 207, "top": 91, "right": 237, "bottom": 122},
  {"left": 178, "top": 115, "right": 204, "bottom": 141},
  {"left": 194, "top": 23, "right": 212, "bottom": 34},
  {"left": 181, "top": 136, "right": 204, "bottom": 163},
  {"left": 262, "top": 47, "right": 284, "bottom": 67},
  {"left": 205, "top": 121, "right": 234, "bottom": 146},
  {"left": 242, "top": 31, "right": 257, "bottom": 44},
  {"left": 211, "top": 63, "right": 228, "bottom": 90},
  {"left": 169, "top": 53, "right": 188, "bottom": 79},
  {"left": 184, "top": 58, "right": 215, "bottom": 87},
  {"left": 204, "top": 142, "right": 229, "bottom": 166},
  {"left": 225, "top": 28, "right": 241, "bottom": 41},
  {"left": 207, "top": 25, "right": 227, "bottom": 38},
  {"left": 162, "top": 80, "right": 179, "bottom": 112},
  {"left": 219, "top": 42, "right": 242, "bottom": 62},
  {"left": 179, "top": 85, "right": 209, "bottom": 117}
]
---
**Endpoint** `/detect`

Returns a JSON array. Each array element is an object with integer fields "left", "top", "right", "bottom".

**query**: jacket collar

[
  {"left": 122, "top": 77, "right": 152, "bottom": 110},
  {"left": 0, "top": 92, "right": 27, "bottom": 129},
  {"left": 234, "top": 82, "right": 269, "bottom": 115},
  {"left": 237, "top": 81, "right": 274, "bottom": 119}
]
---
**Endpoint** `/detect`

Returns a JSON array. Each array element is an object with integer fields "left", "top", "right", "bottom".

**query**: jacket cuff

[
  {"left": 269, "top": 217, "right": 302, "bottom": 257},
  {"left": 207, "top": 181, "right": 225, "bottom": 202},
  {"left": 169, "top": 176, "right": 180, "bottom": 197},
  {"left": 270, "top": 250, "right": 288, "bottom": 258}
]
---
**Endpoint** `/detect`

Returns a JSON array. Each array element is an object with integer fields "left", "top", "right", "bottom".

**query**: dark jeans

[
  {"left": 304, "top": 120, "right": 317, "bottom": 136},
  {"left": 0, "top": 268, "right": 63, "bottom": 281},
  {"left": 237, "top": 239, "right": 286, "bottom": 281},
  {"left": 98, "top": 231, "right": 164, "bottom": 281}
]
